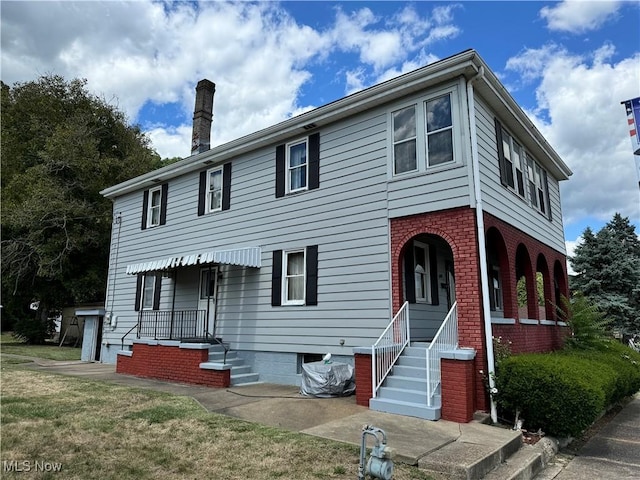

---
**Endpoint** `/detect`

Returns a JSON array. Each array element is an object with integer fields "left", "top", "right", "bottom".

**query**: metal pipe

[{"left": 467, "top": 66, "right": 498, "bottom": 423}]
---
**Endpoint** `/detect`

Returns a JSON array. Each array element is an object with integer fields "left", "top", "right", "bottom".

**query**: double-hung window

[
  {"left": 287, "top": 140, "right": 308, "bottom": 193},
  {"left": 207, "top": 167, "right": 223, "bottom": 213},
  {"left": 135, "top": 273, "right": 161, "bottom": 311},
  {"left": 391, "top": 87, "right": 459, "bottom": 177},
  {"left": 141, "top": 184, "right": 168, "bottom": 230},
  {"left": 534, "top": 163, "right": 547, "bottom": 215},
  {"left": 283, "top": 250, "right": 305, "bottom": 305},
  {"left": 392, "top": 105, "right": 417, "bottom": 174},
  {"left": 198, "top": 163, "right": 231, "bottom": 215},
  {"left": 426, "top": 94, "right": 454, "bottom": 167}
]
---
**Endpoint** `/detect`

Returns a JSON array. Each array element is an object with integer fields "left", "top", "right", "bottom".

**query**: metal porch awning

[{"left": 125, "top": 246, "right": 262, "bottom": 275}]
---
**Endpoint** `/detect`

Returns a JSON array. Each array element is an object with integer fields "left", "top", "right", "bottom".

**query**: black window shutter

[
  {"left": 494, "top": 118, "right": 509, "bottom": 187},
  {"left": 543, "top": 170, "right": 552, "bottom": 221},
  {"left": 271, "top": 250, "right": 283, "bottom": 306},
  {"left": 159, "top": 184, "right": 168, "bottom": 225},
  {"left": 141, "top": 190, "right": 149, "bottom": 230},
  {"left": 134, "top": 274, "right": 143, "bottom": 311},
  {"left": 305, "top": 245, "right": 318, "bottom": 306},
  {"left": 429, "top": 245, "right": 439, "bottom": 306},
  {"left": 404, "top": 245, "right": 416, "bottom": 304},
  {"left": 198, "top": 171, "right": 207, "bottom": 216},
  {"left": 222, "top": 162, "right": 232, "bottom": 211},
  {"left": 275, "top": 145, "right": 285, "bottom": 198},
  {"left": 308, "top": 133, "right": 320, "bottom": 191},
  {"left": 153, "top": 274, "right": 162, "bottom": 310}
]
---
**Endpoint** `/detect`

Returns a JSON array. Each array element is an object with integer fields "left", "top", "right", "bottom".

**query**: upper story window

[
  {"left": 287, "top": 140, "right": 308, "bottom": 193},
  {"left": 141, "top": 184, "right": 168, "bottom": 230},
  {"left": 495, "top": 118, "right": 552, "bottom": 221},
  {"left": 198, "top": 163, "right": 231, "bottom": 216},
  {"left": 207, "top": 167, "right": 223, "bottom": 213},
  {"left": 275, "top": 133, "right": 320, "bottom": 198},
  {"left": 390, "top": 87, "right": 459, "bottom": 177},
  {"left": 393, "top": 106, "right": 417, "bottom": 174}
]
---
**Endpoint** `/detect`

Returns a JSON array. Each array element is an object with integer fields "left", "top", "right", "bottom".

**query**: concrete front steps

[
  {"left": 199, "top": 343, "right": 260, "bottom": 385},
  {"left": 369, "top": 343, "right": 441, "bottom": 420}
]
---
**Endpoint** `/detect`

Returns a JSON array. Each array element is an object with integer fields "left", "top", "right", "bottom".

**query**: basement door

[{"left": 198, "top": 267, "right": 218, "bottom": 337}]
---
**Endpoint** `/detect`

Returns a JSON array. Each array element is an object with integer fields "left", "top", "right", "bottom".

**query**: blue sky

[{"left": 2, "top": 1, "right": 639, "bottom": 261}]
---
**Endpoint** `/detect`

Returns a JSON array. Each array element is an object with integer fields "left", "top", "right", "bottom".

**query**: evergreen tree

[
  {"left": 1, "top": 75, "right": 164, "bottom": 341},
  {"left": 570, "top": 213, "right": 640, "bottom": 333}
]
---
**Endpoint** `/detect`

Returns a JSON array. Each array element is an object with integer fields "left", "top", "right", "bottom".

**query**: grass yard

[
  {"left": 0, "top": 363, "right": 433, "bottom": 480},
  {"left": 0, "top": 332, "right": 81, "bottom": 362}
]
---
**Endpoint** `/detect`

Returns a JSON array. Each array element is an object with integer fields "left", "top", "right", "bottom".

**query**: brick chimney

[{"left": 191, "top": 79, "right": 216, "bottom": 155}]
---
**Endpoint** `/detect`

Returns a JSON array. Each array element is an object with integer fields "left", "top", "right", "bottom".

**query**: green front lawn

[{"left": 1, "top": 332, "right": 81, "bottom": 361}]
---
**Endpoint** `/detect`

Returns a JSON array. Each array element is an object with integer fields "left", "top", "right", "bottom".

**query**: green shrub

[
  {"left": 560, "top": 294, "right": 612, "bottom": 350},
  {"left": 495, "top": 344, "right": 640, "bottom": 437}
]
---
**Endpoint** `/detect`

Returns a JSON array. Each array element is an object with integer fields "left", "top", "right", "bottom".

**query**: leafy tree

[
  {"left": 559, "top": 294, "right": 612, "bottom": 350},
  {"left": 1, "top": 75, "right": 164, "bottom": 341},
  {"left": 569, "top": 213, "right": 640, "bottom": 334}
]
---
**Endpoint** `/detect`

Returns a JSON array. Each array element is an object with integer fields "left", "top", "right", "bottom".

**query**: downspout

[{"left": 467, "top": 66, "right": 498, "bottom": 423}]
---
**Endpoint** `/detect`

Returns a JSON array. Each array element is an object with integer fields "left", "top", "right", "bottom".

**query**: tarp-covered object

[{"left": 300, "top": 361, "right": 355, "bottom": 397}]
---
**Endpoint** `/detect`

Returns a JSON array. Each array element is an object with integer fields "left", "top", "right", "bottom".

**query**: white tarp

[{"left": 125, "top": 246, "right": 261, "bottom": 274}]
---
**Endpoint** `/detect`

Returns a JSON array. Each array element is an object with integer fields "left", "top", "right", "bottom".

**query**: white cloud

[
  {"left": 540, "top": 0, "right": 621, "bottom": 33},
  {"left": 565, "top": 236, "right": 583, "bottom": 275},
  {"left": 1, "top": 1, "right": 462, "bottom": 159},
  {"left": 506, "top": 45, "right": 640, "bottom": 226}
]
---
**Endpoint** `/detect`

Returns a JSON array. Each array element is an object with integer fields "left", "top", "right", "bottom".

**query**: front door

[{"left": 198, "top": 267, "right": 218, "bottom": 337}]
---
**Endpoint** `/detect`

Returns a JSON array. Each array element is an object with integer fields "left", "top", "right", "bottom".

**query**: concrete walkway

[
  {"left": 538, "top": 394, "right": 640, "bottom": 480},
  {"left": 19, "top": 358, "right": 527, "bottom": 479}
]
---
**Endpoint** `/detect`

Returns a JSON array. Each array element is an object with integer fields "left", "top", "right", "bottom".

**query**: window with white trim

[
  {"left": 287, "top": 139, "right": 308, "bottom": 193},
  {"left": 534, "top": 163, "right": 547, "bottom": 215},
  {"left": 413, "top": 241, "right": 431, "bottom": 303},
  {"left": 141, "top": 274, "right": 156, "bottom": 310},
  {"left": 283, "top": 249, "right": 305, "bottom": 305},
  {"left": 391, "top": 87, "right": 460, "bottom": 177},
  {"left": 206, "top": 167, "right": 223, "bottom": 213},
  {"left": 147, "top": 186, "right": 162, "bottom": 228},
  {"left": 490, "top": 266, "right": 503, "bottom": 312}
]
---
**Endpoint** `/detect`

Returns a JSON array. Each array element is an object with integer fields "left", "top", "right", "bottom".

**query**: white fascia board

[{"left": 101, "top": 50, "right": 481, "bottom": 199}]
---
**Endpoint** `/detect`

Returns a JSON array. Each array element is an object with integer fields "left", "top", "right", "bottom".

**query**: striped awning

[{"left": 125, "top": 246, "right": 261, "bottom": 275}]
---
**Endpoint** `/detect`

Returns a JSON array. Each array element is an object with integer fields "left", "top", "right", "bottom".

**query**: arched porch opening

[
  {"left": 486, "top": 227, "right": 514, "bottom": 319},
  {"left": 536, "top": 254, "right": 554, "bottom": 320},
  {"left": 515, "top": 244, "right": 537, "bottom": 320},
  {"left": 554, "top": 260, "right": 569, "bottom": 320},
  {"left": 399, "top": 233, "right": 455, "bottom": 341}
]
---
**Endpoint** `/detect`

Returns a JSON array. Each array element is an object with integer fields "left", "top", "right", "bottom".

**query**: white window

[
  {"left": 490, "top": 266, "right": 503, "bottom": 311},
  {"left": 425, "top": 93, "right": 454, "bottom": 167},
  {"left": 413, "top": 241, "right": 431, "bottom": 303},
  {"left": 390, "top": 86, "right": 460, "bottom": 177},
  {"left": 392, "top": 105, "right": 417, "bottom": 174},
  {"left": 141, "top": 274, "right": 156, "bottom": 310},
  {"left": 287, "top": 140, "right": 308, "bottom": 193},
  {"left": 534, "top": 163, "right": 547, "bottom": 215},
  {"left": 283, "top": 249, "right": 305, "bottom": 305},
  {"left": 526, "top": 156, "right": 537, "bottom": 209},
  {"left": 206, "top": 167, "right": 223, "bottom": 213},
  {"left": 501, "top": 130, "right": 528, "bottom": 199},
  {"left": 147, "top": 186, "right": 162, "bottom": 228}
]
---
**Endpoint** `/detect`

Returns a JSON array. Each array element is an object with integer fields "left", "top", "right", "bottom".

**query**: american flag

[{"left": 623, "top": 97, "right": 640, "bottom": 156}]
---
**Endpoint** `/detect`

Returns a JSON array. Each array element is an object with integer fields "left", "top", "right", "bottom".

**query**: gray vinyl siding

[
  {"left": 474, "top": 96, "right": 566, "bottom": 253},
  {"left": 103, "top": 108, "right": 393, "bottom": 355}
]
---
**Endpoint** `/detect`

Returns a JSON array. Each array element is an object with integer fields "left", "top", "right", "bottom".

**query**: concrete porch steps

[
  {"left": 199, "top": 343, "right": 260, "bottom": 385},
  {"left": 369, "top": 342, "right": 441, "bottom": 420}
]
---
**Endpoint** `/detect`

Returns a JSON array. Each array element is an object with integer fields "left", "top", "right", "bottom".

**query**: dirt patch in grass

[{"left": 0, "top": 366, "right": 435, "bottom": 480}]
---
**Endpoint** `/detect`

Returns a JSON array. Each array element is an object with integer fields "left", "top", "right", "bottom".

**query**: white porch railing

[
  {"left": 426, "top": 301, "right": 458, "bottom": 406},
  {"left": 371, "top": 301, "right": 410, "bottom": 398}
]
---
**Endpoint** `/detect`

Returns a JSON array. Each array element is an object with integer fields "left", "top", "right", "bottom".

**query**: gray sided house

[{"left": 101, "top": 50, "right": 572, "bottom": 422}]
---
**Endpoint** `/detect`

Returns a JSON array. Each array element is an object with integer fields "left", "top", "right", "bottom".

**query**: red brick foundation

[
  {"left": 441, "top": 357, "right": 476, "bottom": 423},
  {"left": 354, "top": 352, "right": 373, "bottom": 407},
  {"left": 117, "top": 342, "right": 230, "bottom": 388}
]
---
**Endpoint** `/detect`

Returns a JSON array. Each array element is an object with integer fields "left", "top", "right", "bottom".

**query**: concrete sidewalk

[{"left": 22, "top": 359, "right": 528, "bottom": 479}]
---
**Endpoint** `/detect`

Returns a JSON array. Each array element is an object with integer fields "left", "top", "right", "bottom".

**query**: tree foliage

[
  {"left": 1, "top": 75, "right": 163, "bottom": 339},
  {"left": 569, "top": 213, "right": 640, "bottom": 333}
]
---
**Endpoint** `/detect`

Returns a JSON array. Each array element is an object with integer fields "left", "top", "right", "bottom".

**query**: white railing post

[
  {"left": 371, "top": 302, "right": 410, "bottom": 398},
  {"left": 425, "top": 302, "right": 458, "bottom": 406}
]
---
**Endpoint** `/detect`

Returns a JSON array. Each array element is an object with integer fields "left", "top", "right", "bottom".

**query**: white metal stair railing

[
  {"left": 426, "top": 301, "right": 458, "bottom": 407},
  {"left": 371, "top": 301, "right": 410, "bottom": 399}
]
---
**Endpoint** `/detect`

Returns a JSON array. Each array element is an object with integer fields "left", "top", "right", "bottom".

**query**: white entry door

[{"left": 198, "top": 267, "right": 218, "bottom": 337}]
